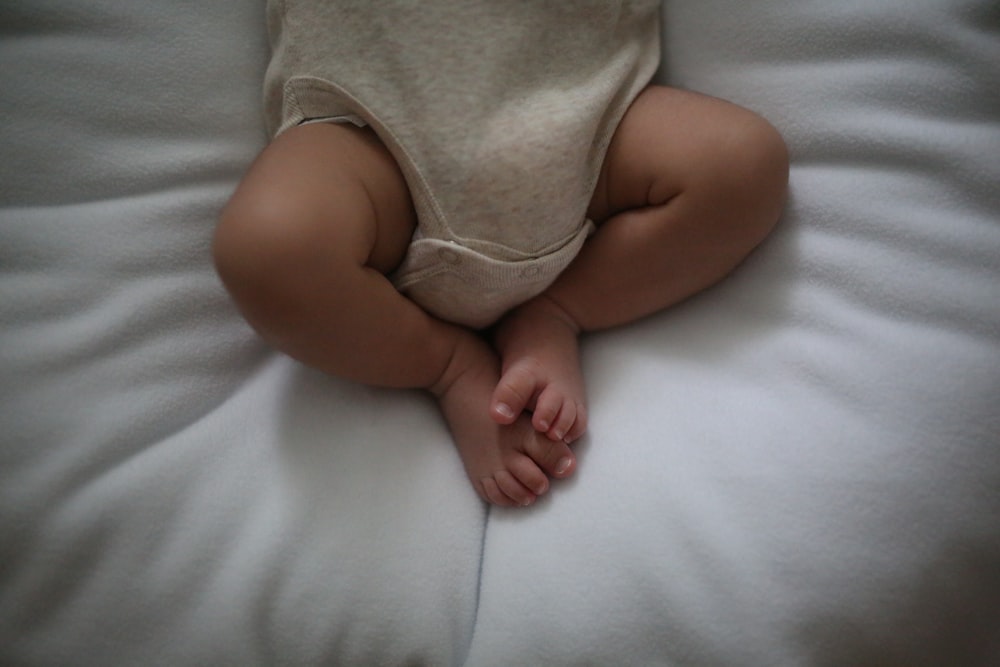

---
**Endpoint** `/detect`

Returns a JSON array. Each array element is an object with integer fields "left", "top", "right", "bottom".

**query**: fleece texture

[{"left": 1, "top": 0, "right": 998, "bottom": 665}]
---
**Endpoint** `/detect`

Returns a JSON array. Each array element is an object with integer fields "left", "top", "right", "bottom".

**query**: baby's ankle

[
  {"left": 427, "top": 331, "right": 496, "bottom": 400},
  {"left": 495, "top": 295, "right": 581, "bottom": 359},
  {"left": 527, "top": 294, "right": 582, "bottom": 335}
]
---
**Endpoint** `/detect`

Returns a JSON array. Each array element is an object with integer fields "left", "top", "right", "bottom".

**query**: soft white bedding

[{"left": 2, "top": 1, "right": 998, "bottom": 665}]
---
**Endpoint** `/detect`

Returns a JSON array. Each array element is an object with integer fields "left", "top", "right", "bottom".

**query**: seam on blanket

[{"left": 459, "top": 505, "right": 491, "bottom": 667}]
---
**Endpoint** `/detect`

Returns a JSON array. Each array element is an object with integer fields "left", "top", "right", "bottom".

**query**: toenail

[
  {"left": 555, "top": 457, "right": 573, "bottom": 475},
  {"left": 496, "top": 403, "right": 515, "bottom": 419}
]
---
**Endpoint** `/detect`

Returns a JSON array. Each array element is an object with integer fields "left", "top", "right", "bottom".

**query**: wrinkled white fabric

[{"left": 2, "top": 1, "right": 998, "bottom": 665}]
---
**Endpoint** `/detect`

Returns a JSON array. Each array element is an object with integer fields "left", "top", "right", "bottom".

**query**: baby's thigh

[
  {"left": 587, "top": 85, "right": 785, "bottom": 224},
  {"left": 221, "top": 122, "right": 416, "bottom": 274}
]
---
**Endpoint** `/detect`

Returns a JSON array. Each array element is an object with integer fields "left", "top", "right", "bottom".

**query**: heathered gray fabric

[{"left": 265, "top": 1, "right": 661, "bottom": 327}]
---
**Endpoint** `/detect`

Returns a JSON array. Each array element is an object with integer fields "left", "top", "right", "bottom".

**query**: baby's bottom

[{"left": 213, "top": 85, "right": 789, "bottom": 507}]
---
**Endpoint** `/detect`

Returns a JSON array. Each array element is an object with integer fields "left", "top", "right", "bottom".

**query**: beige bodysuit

[{"left": 265, "top": 1, "right": 661, "bottom": 328}]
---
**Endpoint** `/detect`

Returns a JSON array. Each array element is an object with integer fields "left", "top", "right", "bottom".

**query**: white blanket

[{"left": 2, "top": 1, "right": 998, "bottom": 665}]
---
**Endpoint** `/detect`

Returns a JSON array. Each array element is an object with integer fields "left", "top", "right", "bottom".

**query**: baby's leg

[
  {"left": 492, "top": 85, "right": 788, "bottom": 435},
  {"left": 213, "top": 122, "right": 573, "bottom": 506},
  {"left": 214, "top": 123, "right": 452, "bottom": 388},
  {"left": 549, "top": 85, "right": 788, "bottom": 330}
]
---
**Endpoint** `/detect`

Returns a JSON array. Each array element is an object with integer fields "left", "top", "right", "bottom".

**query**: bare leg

[
  {"left": 491, "top": 86, "right": 789, "bottom": 441},
  {"left": 213, "top": 123, "right": 573, "bottom": 506}
]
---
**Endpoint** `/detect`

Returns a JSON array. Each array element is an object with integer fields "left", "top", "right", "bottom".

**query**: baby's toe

[
  {"left": 530, "top": 388, "right": 563, "bottom": 434},
  {"left": 508, "top": 456, "right": 550, "bottom": 496},
  {"left": 562, "top": 403, "right": 587, "bottom": 443},
  {"left": 547, "top": 399, "right": 581, "bottom": 443},
  {"left": 524, "top": 431, "right": 576, "bottom": 479},
  {"left": 490, "top": 362, "right": 540, "bottom": 425},
  {"left": 532, "top": 388, "right": 586, "bottom": 443},
  {"left": 479, "top": 477, "right": 518, "bottom": 507},
  {"left": 494, "top": 469, "right": 539, "bottom": 506}
]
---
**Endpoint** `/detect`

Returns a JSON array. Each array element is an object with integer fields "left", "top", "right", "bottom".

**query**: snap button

[
  {"left": 519, "top": 264, "right": 541, "bottom": 279},
  {"left": 438, "top": 247, "right": 461, "bottom": 265}
]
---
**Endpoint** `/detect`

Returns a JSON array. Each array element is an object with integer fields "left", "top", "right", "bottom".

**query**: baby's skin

[
  {"left": 214, "top": 86, "right": 789, "bottom": 508},
  {"left": 491, "top": 296, "right": 588, "bottom": 446},
  {"left": 432, "top": 296, "right": 587, "bottom": 506}
]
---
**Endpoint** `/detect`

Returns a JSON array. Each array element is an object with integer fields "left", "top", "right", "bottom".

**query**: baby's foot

[
  {"left": 490, "top": 296, "right": 588, "bottom": 444},
  {"left": 431, "top": 334, "right": 577, "bottom": 506}
]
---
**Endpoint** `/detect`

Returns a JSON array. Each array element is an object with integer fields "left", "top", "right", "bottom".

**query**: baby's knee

[
  {"left": 721, "top": 109, "right": 790, "bottom": 224},
  {"left": 213, "top": 189, "right": 332, "bottom": 306},
  {"left": 215, "top": 194, "right": 284, "bottom": 294},
  {"left": 674, "top": 105, "right": 789, "bottom": 256}
]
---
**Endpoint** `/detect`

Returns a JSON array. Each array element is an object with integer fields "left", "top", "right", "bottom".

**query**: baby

[{"left": 214, "top": 2, "right": 789, "bottom": 507}]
